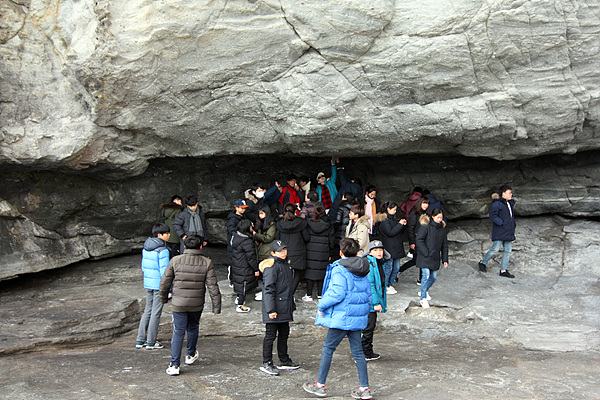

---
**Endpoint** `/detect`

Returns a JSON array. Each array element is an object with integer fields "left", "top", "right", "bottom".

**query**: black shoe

[
  {"left": 277, "top": 359, "right": 300, "bottom": 370},
  {"left": 478, "top": 261, "right": 487, "bottom": 272},
  {"left": 499, "top": 270, "right": 515, "bottom": 278},
  {"left": 365, "top": 353, "right": 380, "bottom": 361},
  {"left": 259, "top": 362, "right": 280, "bottom": 375}
]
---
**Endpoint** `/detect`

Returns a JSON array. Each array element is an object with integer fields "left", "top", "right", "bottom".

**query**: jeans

[
  {"left": 263, "top": 322, "right": 291, "bottom": 364},
  {"left": 361, "top": 312, "right": 378, "bottom": 356},
  {"left": 317, "top": 329, "right": 369, "bottom": 388},
  {"left": 384, "top": 258, "right": 401, "bottom": 287},
  {"left": 170, "top": 311, "right": 202, "bottom": 366},
  {"left": 482, "top": 240, "right": 512, "bottom": 271},
  {"left": 136, "top": 289, "right": 164, "bottom": 345},
  {"left": 420, "top": 268, "right": 438, "bottom": 299}
]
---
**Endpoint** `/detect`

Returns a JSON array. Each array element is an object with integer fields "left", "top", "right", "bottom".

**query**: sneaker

[
  {"left": 386, "top": 286, "right": 397, "bottom": 295},
  {"left": 135, "top": 341, "right": 146, "bottom": 349},
  {"left": 302, "top": 294, "right": 314, "bottom": 302},
  {"left": 478, "top": 261, "right": 487, "bottom": 272},
  {"left": 303, "top": 380, "right": 328, "bottom": 397},
  {"left": 259, "top": 362, "right": 279, "bottom": 375},
  {"left": 420, "top": 298, "right": 430, "bottom": 309},
  {"left": 236, "top": 304, "right": 251, "bottom": 313},
  {"left": 499, "top": 270, "right": 515, "bottom": 278},
  {"left": 365, "top": 353, "right": 381, "bottom": 361},
  {"left": 254, "top": 291, "right": 263, "bottom": 301},
  {"left": 317, "top": 296, "right": 322, "bottom": 300},
  {"left": 277, "top": 359, "right": 300, "bottom": 370},
  {"left": 185, "top": 350, "right": 199, "bottom": 365},
  {"left": 418, "top": 291, "right": 431, "bottom": 300},
  {"left": 416, "top": 279, "right": 421, "bottom": 286},
  {"left": 146, "top": 342, "right": 164, "bottom": 350},
  {"left": 351, "top": 387, "right": 373, "bottom": 399},
  {"left": 165, "top": 364, "right": 180, "bottom": 376}
]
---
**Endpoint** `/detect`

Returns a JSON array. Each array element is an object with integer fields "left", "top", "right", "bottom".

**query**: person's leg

[
  {"left": 383, "top": 259, "right": 392, "bottom": 287},
  {"left": 398, "top": 258, "right": 415, "bottom": 274},
  {"left": 147, "top": 290, "right": 164, "bottom": 345},
  {"left": 291, "top": 269, "right": 302, "bottom": 295},
  {"left": 263, "top": 323, "right": 278, "bottom": 364},
  {"left": 388, "top": 258, "right": 400, "bottom": 287},
  {"left": 316, "top": 328, "right": 347, "bottom": 385},
  {"left": 500, "top": 240, "right": 512, "bottom": 271},
  {"left": 276, "top": 322, "right": 291, "bottom": 363},
  {"left": 348, "top": 330, "right": 369, "bottom": 388},
  {"left": 185, "top": 311, "right": 202, "bottom": 356},
  {"left": 420, "top": 268, "right": 432, "bottom": 299},
  {"left": 361, "top": 312, "right": 377, "bottom": 356},
  {"left": 317, "top": 279, "right": 323, "bottom": 297},
  {"left": 306, "top": 279, "right": 314, "bottom": 297},
  {"left": 482, "top": 240, "right": 502, "bottom": 265},
  {"left": 136, "top": 289, "right": 153, "bottom": 343},
  {"left": 170, "top": 311, "right": 187, "bottom": 366}
]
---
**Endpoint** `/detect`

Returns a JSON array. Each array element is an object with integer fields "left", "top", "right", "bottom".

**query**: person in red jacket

[{"left": 278, "top": 174, "right": 304, "bottom": 216}]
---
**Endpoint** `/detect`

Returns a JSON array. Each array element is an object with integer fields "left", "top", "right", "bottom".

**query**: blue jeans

[
  {"left": 482, "top": 240, "right": 512, "bottom": 271},
  {"left": 384, "top": 258, "right": 401, "bottom": 287},
  {"left": 136, "top": 289, "right": 163, "bottom": 345},
  {"left": 170, "top": 311, "right": 202, "bottom": 366},
  {"left": 317, "top": 328, "right": 369, "bottom": 388},
  {"left": 420, "top": 268, "right": 438, "bottom": 299}
]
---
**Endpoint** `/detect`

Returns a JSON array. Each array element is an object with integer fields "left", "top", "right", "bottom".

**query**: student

[
  {"left": 315, "top": 157, "right": 339, "bottom": 210},
  {"left": 363, "top": 185, "right": 380, "bottom": 236},
  {"left": 255, "top": 206, "right": 277, "bottom": 262},
  {"left": 377, "top": 201, "right": 407, "bottom": 294},
  {"left": 244, "top": 184, "right": 282, "bottom": 224},
  {"left": 259, "top": 240, "right": 300, "bottom": 375},
  {"left": 333, "top": 192, "right": 356, "bottom": 259},
  {"left": 160, "top": 195, "right": 183, "bottom": 256},
  {"left": 329, "top": 160, "right": 363, "bottom": 219},
  {"left": 303, "top": 238, "right": 373, "bottom": 399},
  {"left": 172, "top": 195, "right": 208, "bottom": 254},
  {"left": 300, "top": 191, "right": 319, "bottom": 219},
  {"left": 136, "top": 223, "right": 171, "bottom": 350},
  {"left": 278, "top": 175, "right": 304, "bottom": 216},
  {"left": 276, "top": 203, "right": 309, "bottom": 296},
  {"left": 399, "top": 196, "right": 430, "bottom": 284},
  {"left": 226, "top": 199, "right": 249, "bottom": 276},
  {"left": 230, "top": 219, "right": 259, "bottom": 313},
  {"left": 304, "top": 202, "right": 335, "bottom": 302},
  {"left": 345, "top": 205, "right": 370, "bottom": 256},
  {"left": 416, "top": 208, "right": 449, "bottom": 308},
  {"left": 361, "top": 240, "right": 388, "bottom": 361},
  {"left": 159, "top": 235, "right": 221, "bottom": 376}
]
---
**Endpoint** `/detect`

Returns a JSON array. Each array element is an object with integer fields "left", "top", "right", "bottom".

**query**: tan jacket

[{"left": 345, "top": 215, "right": 371, "bottom": 256}]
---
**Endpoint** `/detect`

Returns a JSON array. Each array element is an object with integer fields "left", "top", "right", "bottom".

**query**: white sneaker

[
  {"left": 420, "top": 299, "right": 430, "bottom": 309},
  {"left": 254, "top": 292, "right": 263, "bottom": 301},
  {"left": 185, "top": 351, "right": 199, "bottom": 365},
  {"left": 302, "top": 294, "right": 314, "bottom": 302},
  {"left": 236, "top": 304, "right": 251, "bottom": 313},
  {"left": 386, "top": 286, "right": 397, "bottom": 295},
  {"left": 166, "top": 364, "right": 180, "bottom": 375},
  {"left": 418, "top": 291, "right": 432, "bottom": 300}
]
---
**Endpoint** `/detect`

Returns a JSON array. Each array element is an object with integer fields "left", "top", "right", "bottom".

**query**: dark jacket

[
  {"left": 226, "top": 212, "right": 245, "bottom": 265},
  {"left": 378, "top": 213, "right": 406, "bottom": 259},
  {"left": 230, "top": 231, "right": 259, "bottom": 294},
  {"left": 329, "top": 166, "right": 362, "bottom": 218},
  {"left": 425, "top": 193, "right": 447, "bottom": 223},
  {"left": 407, "top": 209, "right": 428, "bottom": 247},
  {"left": 173, "top": 206, "right": 208, "bottom": 242},
  {"left": 255, "top": 221, "right": 277, "bottom": 261},
  {"left": 260, "top": 256, "right": 295, "bottom": 324},
  {"left": 305, "top": 217, "right": 335, "bottom": 281},
  {"left": 276, "top": 218, "right": 309, "bottom": 271},
  {"left": 159, "top": 249, "right": 221, "bottom": 313},
  {"left": 160, "top": 202, "right": 183, "bottom": 243},
  {"left": 300, "top": 201, "right": 317, "bottom": 219},
  {"left": 244, "top": 185, "right": 281, "bottom": 223},
  {"left": 416, "top": 215, "right": 448, "bottom": 271},
  {"left": 489, "top": 193, "right": 516, "bottom": 241},
  {"left": 334, "top": 201, "right": 353, "bottom": 242}
]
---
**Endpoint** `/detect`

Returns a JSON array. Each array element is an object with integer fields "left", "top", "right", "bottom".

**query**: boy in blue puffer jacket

[
  {"left": 136, "top": 223, "right": 171, "bottom": 350},
  {"left": 303, "top": 238, "right": 373, "bottom": 400},
  {"left": 361, "top": 240, "right": 388, "bottom": 362}
]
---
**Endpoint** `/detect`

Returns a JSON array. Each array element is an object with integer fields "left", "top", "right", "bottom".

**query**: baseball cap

[
  {"left": 270, "top": 240, "right": 287, "bottom": 252},
  {"left": 234, "top": 199, "right": 249, "bottom": 208}
]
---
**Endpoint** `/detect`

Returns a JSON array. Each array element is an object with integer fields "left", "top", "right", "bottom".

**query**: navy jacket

[
  {"left": 260, "top": 256, "right": 295, "bottom": 324},
  {"left": 416, "top": 215, "right": 448, "bottom": 271},
  {"left": 489, "top": 194, "right": 516, "bottom": 241}
]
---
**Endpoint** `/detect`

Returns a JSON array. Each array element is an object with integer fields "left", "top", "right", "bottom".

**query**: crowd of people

[{"left": 135, "top": 158, "right": 517, "bottom": 399}]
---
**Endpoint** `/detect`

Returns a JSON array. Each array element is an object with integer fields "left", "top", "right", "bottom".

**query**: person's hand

[
  {"left": 318, "top": 310, "right": 324, "bottom": 317},
  {"left": 182, "top": 235, "right": 187, "bottom": 241},
  {"left": 269, "top": 312, "right": 277, "bottom": 319},
  {"left": 444, "top": 262, "right": 448, "bottom": 269},
  {"left": 410, "top": 244, "right": 416, "bottom": 250},
  {"left": 400, "top": 219, "right": 407, "bottom": 225},
  {"left": 374, "top": 304, "right": 383, "bottom": 312},
  {"left": 255, "top": 271, "right": 260, "bottom": 276}
]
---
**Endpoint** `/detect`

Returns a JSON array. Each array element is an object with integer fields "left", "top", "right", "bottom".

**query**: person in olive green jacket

[
  {"left": 255, "top": 207, "right": 277, "bottom": 262},
  {"left": 160, "top": 195, "right": 183, "bottom": 256}
]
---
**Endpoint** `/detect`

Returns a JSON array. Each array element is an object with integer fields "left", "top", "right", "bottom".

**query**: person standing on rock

[
  {"left": 160, "top": 195, "right": 183, "bottom": 256},
  {"left": 478, "top": 185, "right": 517, "bottom": 278},
  {"left": 136, "top": 223, "right": 171, "bottom": 350},
  {"left": 416, "top": 208, "right": 449, "bottom": 308},
  {"left": 172, "top": 195, "right": 208, "bottom": 254},
  {"left": 159, "top": 235, "right": 221, "bottom": 376}
]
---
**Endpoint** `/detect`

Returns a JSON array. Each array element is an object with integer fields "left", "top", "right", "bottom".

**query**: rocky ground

[{"left": 1, "top": 217, "right": 599, "bottom": 399}]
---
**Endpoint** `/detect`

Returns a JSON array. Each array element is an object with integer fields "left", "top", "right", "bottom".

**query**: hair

[
  {"left": 286, "top": 174, "right": 297, "bottom": 182},
  {"left": 412, "top": 186, "right": 424, "bottom": 195},
  {"left": 237, "top": 219, "right": 253, "bottom": 236},
  {"left": 341, "top": 192, "right": 356, "bottom": 204},
  {"left": 499, "top": 184, "right": 512, "bottom": 194},
  {"left": 250, "top": 183, "right": 266, "bottom": 193},
  {"left": 184, "top": 234, "right": 202, "bottom": 249},
  {"left": 152, "top": 223, "right": 170, "bottom": 237},
  {"left": 339, "top": 237, "right": 359, "bottom": 257},
  {"left": 171, "top": 195, "right": 182, "bottom": 203},
  {"left": 422, "top": 189, "right": 431, "bottom": 196},
  {"left": 364, "top": 184, "right": 377, "bottom": 195},
  {"left": 283, "top": 203, "right": 297, "bottom": 221},
  {"left": 380, "top": 201, "right": 398, "bottom": 214},
  {"left": 185, "top": 195, "right": 198, "bottom": 206},
  {"left": 255, "top": 206, "right": 273, "bottom": 232},
  {"left": 299, "top": 175, "right": 310, "bottom": 184},
  {"left": 349, "top": 204, "right": 364, "bottom": 217},
  {"left": 413, "top": 196, "right": 430, "bottom": 216},
  {"left": 311, "top": 201, "right": 326, "bottom": 222},
  {"left": 307, "top": 191, "right": 318, "bottom": 202},
  {"left": 431, "top": 207, "right": 444, "bottom": 217}
]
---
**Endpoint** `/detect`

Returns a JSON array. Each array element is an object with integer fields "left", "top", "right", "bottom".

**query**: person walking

[
  {"left": 416, "top": 208, "right": 449, "bottom": 308},
  {"left": 377, "top": 202, "right": 407, "bottom": 294},
  {"left": 399, "top": 196, "right": 430, "bottom": 284}
]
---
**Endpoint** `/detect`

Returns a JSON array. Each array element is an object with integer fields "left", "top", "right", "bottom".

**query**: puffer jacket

[
  {"left": 334, "top": 201, "right": 353, "bottom": 242},
  {"left": 416, "top": 215, "right": 448, "bottom": 271},
  {"left": 305, "top": 217, "right": 335, "bottom": 281},
  {"left": 276, "top": 218, "right": 309, "bottom": 270},
  {"left": 172, "top": 206, "right": 208, "bottom": 242},
  {"left": 160, "top": 203, "right": 183, "bottom": 243},
  {"left": 159, "top": 249, "right": 221, "bottom": 313},
  {"left": 363, "top": 254, "right": 387, "bottom": 313},
  {"left": 226, "top": 212, "right": 245, "bottom": 265},
  {"left": 255, "top": 221, "right": 277, "bottom": 261},
  {"left": 260, "top": 256, "right": 295, "bottom": 324},
  {"left": 230, "top": 231, "right": 259, "bottom": 294},
  {"left": 377, "top": 213, "right": 406, "bottom": 259},
  {"left": 407, "top": 209, "right": 428, "bottom": 247},
  {"left": 345, "top": 215, "right": 371, "bottom": 256},
  {"left": 489, "top": 193, "right": 516, "bottom": 241},
  {"left": 315, "top": 257, "right": 372, "bottom": 331},
  {"left": 141, "top": 237, "right": 170, "bottom": 290}
]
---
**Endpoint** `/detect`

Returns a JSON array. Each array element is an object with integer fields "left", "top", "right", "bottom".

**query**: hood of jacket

[
  {"left": 307, "top": 218, "right": 331, "bottom": 234},
  {"left": 160, "top": 202, "right": 183, "bottom": 210},
  {"left": 419, "top": 214, "right": 446, "bottom": 228},
  {"left": 356, "top": 215, "right": 371, "bottom": 227},
  {"left": 491, "top": 192, "right": 515, "bottom": 206},
  {"left": 337, "top": 256, "right": 370, "bottom": 277},
  {"left": 143, "top": 237, "right": 166, "bottom": 252},
  {"left": 244, "top": 189, "right": 259, "bottom": 204},
  {"left": 277, "top": 217, "right": 306, "bottom": 233},
  {"left": 259, "top": 256, "right": 289, "bottom": 272},
  {"left": 373, "top": 213, "right": 388, "bottom": 224},
  {"left": 409, "top": 192, "right": 422, "bottom": 202}
]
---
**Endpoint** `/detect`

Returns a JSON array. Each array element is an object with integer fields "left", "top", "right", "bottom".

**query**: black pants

[
  {"left": 306, "top": 279, "right": 323, "bottom": 297},
  {"left": 399, "top": 254, "right": 423, "bottom": 280},
  {"left": 361, "top": 312, "right": 378, "bottom": 356},
  {"left": 263, "top": 322, "right": 291, "bottom": 364},
  {"left": 291, "top": 269, "right": 303, "bottom": 296}
]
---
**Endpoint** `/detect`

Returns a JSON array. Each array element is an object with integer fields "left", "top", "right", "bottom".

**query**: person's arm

[
  {"left": 255, "top": 223, "right": 276, "bottom": 244},
  {"left": 489, "top": 203, "right": 504, "bottom": 226},
  {"left": 262, "top": 264, "right": 277, "bottom": 316},
  {"left": 441, "top": 230, "right": 449, "bottom": 265},
  {"left": 201, "top": 210, "right": 208, "bottom": 244},
  {"left": 416, "top": 225, "right": 429, "bottom": 256},
  {"left": 205, "top": 260, "right": 222, "bottom": 314},
  {"left": 264, "top": 184, "right": 282, "bottom": 206},
  {"left": 244, "top": 238, "right": 259, "bottom": 273},
  {"left": 159, "top": 262, "right": 175, "bottom": 303},
  {"left": 407, "top": 213, "right": 417, "bottom": 245},
  {"left": 318, "top": 268, "right": 347, "bottom": 312},
  {"left": 158, "top": 249, "right": 170, "bottom": 277},
  {"left": 172, "top": 213, "right": 185, "bottom": 238}
]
